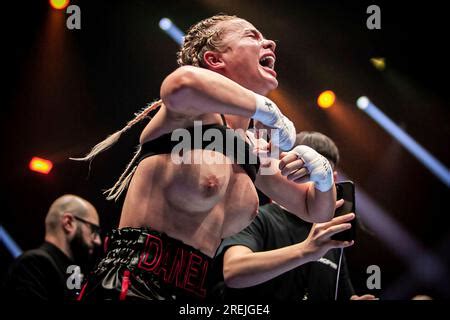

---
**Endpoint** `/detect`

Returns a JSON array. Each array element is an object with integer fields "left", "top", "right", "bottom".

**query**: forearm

[
  {"left": 264, "top": 144, "right": 336, "bottom": 222},
  {"left": 305, "top": 182, "right": 336, "bottom": 222},
  {"left": 161, "top": 66, "right": 256, "bottom": 117},
  {"left": 223, "top": 244, "right": 313, "bottom": 288},
  {"left": 255, "top": 161, "right": 333, "bottom": 223},
  {"left": 256, "top": 171, "right": 311, "bottom": 221}
]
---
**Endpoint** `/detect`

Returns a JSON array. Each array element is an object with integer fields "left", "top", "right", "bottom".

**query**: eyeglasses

[{"left": 73, "top": 216, "right": 101, "bottom": 238}]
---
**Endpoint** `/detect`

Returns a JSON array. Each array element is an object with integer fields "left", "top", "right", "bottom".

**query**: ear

[
  {"left": 203, "top": 51, "right": 226, "bottom": 71},
  {"left": 61, "top": 212, "right": 76, "bottom": 235},
  {"left": 333, "top": 171, "right": 338, "bottom": 181}
]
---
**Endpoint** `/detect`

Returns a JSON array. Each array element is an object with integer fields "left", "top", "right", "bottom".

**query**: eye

[{"left": 245, "top": 32, "right": 260, "bottom": 40}]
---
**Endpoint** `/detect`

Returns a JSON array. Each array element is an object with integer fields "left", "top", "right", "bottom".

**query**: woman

[{"left": 74, "top": 14, "right": 336, "bottom": 301}]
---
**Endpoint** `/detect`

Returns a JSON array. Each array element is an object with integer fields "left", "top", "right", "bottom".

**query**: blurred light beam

[
  {"left": 0, "top": 225, "right": 22, "bottom": 258},
  {"left": 338, "top": 173, "right": 448, "bottom": 298},
  {"left": 159, "top": 18, "right": 184, "bottom": 45},
  {"left": 357, "top": 96, "right": 450, "bottom": 187}
]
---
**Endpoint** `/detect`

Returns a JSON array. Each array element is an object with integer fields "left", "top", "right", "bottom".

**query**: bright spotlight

[
  {"left": 317, "top": 90, "right": 336, "bottom": 109},
  {"left": 158, "top": 17, "right": 184, "bottom": 45},
  {"left": 159, "top": 18, "right": 172, "bottom": 31},
  {"left": 29, "top": 157, "right": 53, "bottom": 174},
  {"left": 49, "top": 0, "right": 69, "bottom": 10},
  {"left": 357, "top": 96, "right": 370, "bottom": 110}
]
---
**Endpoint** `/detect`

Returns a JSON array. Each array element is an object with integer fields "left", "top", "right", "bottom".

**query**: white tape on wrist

[
  {"left": 253, "top": 93, "right": 278, "bottom": 124},
  {"left": 252, "top": 93, "right": 296, "bottom": 151},
  {"left": 292, "top": 145, "right": 334, "bottom": 192}
]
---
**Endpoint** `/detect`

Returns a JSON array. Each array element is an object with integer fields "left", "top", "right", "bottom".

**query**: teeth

[{"left": 259, "top": 56, "right": 275, "bottom": 69}]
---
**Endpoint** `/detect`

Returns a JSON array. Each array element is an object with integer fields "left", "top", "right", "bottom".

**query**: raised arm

[
  {"left": 161, "top": 66, "right": 256, "bottom": 117},
  {"left": 160, "top": 66, "right": 296, "bottom": 150}
]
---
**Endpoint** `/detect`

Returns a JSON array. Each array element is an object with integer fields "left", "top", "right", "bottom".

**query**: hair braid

[
  {"left": 70, "top": 99, "right": 162, "bottom": 162},
  {"left": 177, "top": 14, "right": 236, "bottom": 67}
]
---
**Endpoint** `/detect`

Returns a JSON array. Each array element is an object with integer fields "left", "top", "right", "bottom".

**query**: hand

[
  {"left": 350, "top": 294, "right": 378, "bottom": 300},
  {"left": 279, "top": 145, "right": 334, "bottom": 192},
  {"left": 246, "top": 129, "right": 272, "bottom": 167},
  {"left": 302, "top": 213, "right": 355, "bottom": 262}
]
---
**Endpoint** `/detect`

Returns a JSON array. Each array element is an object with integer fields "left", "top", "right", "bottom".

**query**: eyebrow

[{"left": 244, "top": 28, "right": 264, "bottom": 39}]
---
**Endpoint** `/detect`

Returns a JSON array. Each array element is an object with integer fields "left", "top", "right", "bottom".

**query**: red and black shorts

[{"left": 78, "top": 227, "right": 213, "bottom": 301}]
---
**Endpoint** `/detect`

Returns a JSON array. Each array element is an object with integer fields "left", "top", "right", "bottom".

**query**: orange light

[
  {"left": 317, "top": 90, "right": 336, "bottom": 109},
  {"left": 29, "top": 157, "right": 53, "bottom": 174},
  {"left": 49, "top": 0, "right": 69, "bottom": 10}
]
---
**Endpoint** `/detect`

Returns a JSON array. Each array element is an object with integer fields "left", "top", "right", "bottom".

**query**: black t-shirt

[
  {"left": 217, "top": 203, "right": 355, "bottom": 301},
  {"left": 3, "top": 242, "right": 78, "bottom": 301}
]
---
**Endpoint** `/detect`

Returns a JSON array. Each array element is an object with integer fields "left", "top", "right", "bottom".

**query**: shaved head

[{"left": 45, "top": 194, "right": 98, "bottom": 235}]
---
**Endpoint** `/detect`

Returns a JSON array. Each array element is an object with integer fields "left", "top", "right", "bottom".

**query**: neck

[{"left": 45, "top": 234, "right": 73, "bottom": 260}]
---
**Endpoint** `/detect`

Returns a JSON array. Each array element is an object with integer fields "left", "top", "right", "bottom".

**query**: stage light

[
  {"left": 356, "top": 96, "right": 370, "bottom": 110},
  {"left": 29, "top": 157, "right": 53, "bottom": 174},
  {"left": 159, "top": 18, "right": 172, "bottom": 31},
  {"left": 370, "top": 57, "right": 386, "bottom": 71},
  {"left": 49, "top": 0, "right": 69, "bottom": 10},
  {"left": 356, "top": 97, "right": 450, "bottom": 187},
  {"left": 159, "top": 17, "right": 184, "bottom": 45},
  {"left": 317, "top": 90, "right": 336, "bottom": 108}
]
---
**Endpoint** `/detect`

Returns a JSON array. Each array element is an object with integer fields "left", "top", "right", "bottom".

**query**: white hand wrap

[
  {"left": 252, "top": 93, "right": 296, "bottom": 151},
  {"left": 291, "top": 145, "right": 334, "bottom": 192}
]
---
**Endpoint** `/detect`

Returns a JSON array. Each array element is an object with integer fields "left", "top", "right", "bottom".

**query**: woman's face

[{"left": 214, "top": 19, "right": 278, "bottom": 95}]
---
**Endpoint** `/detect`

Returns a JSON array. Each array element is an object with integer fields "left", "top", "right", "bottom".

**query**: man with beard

[{"left": 3, "top": 194, "right": 101, "bottom": 301}]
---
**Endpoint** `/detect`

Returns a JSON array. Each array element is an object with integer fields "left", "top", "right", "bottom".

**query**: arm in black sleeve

[{"left": 5, "top": 254, "right": 53, "bottom": 301}]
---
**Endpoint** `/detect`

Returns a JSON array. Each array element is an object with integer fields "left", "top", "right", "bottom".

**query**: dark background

[{"left": 1, "top": 0, "right": 449, "bottom": 299}]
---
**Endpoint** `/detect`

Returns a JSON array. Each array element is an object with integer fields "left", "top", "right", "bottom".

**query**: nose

[{"left": 261, "top": 38, "right": 276, "bottom": 52}]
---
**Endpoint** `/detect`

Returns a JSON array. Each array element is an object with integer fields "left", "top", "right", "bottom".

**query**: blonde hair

[
  {"left": 177, "top": 14, "right": 236, "bottom": 67},
  {"left": 72, "top": 14, "right": 237, "bottom": 201},
  {"left": 70, "top": 100, "right": 162, "bottom": 200}
]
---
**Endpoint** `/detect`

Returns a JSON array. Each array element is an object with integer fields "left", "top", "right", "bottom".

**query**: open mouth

[{"left": 259, "top": 56, "right": 275, "bottom": 70}]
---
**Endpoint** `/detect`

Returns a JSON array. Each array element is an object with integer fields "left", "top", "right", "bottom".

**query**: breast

[
  {"left": 163, "top": 149, "right": 234, "bottom": 213},
  {"left": 221, "top": 164, "right": 260, "bottom": 238},
  {"left": 164, "top": 150, "right": 259, "bottom": 236}
]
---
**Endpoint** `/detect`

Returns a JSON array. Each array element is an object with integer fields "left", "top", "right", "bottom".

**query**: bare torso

[{"left": 118, "top": 107, "right": 259, "bottom": 257}]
